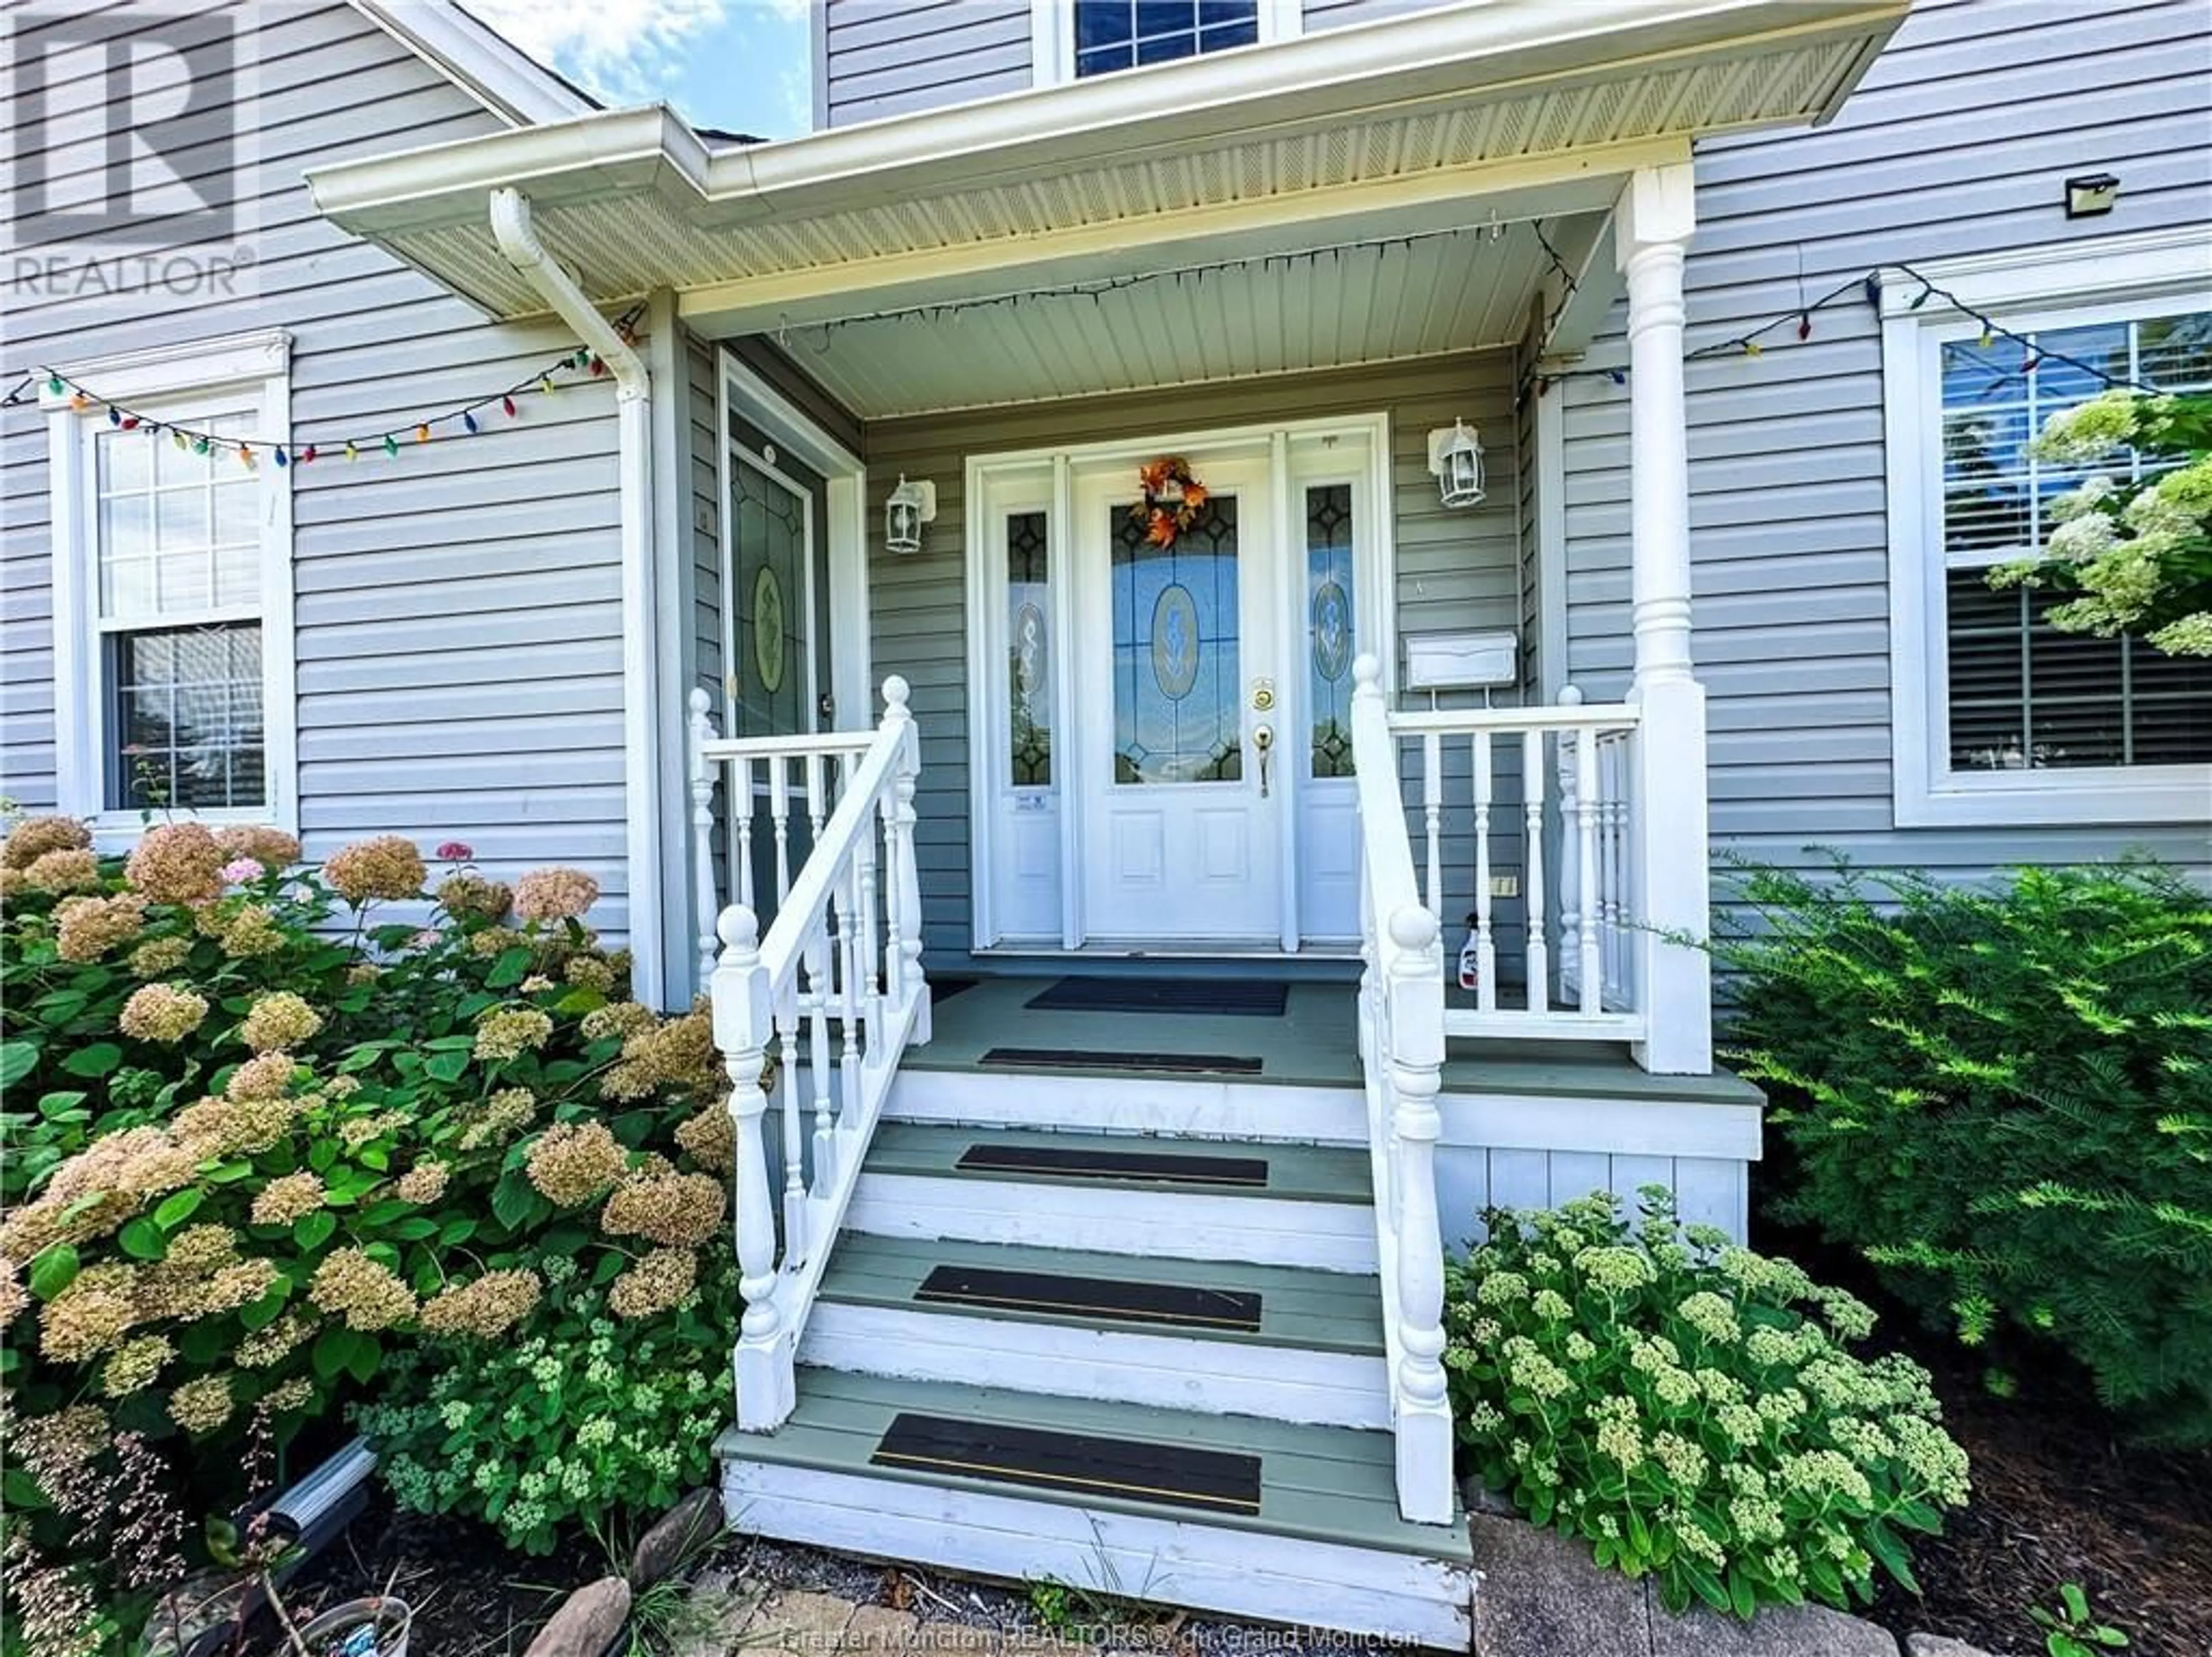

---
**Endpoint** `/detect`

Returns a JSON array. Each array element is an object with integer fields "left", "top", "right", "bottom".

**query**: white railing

[
  {"left": 1349, "top": 656, "right": 1454, "bottom": 1527},
  {"left": 692, "top": 679, "right": 930, "bottom": 1432},
  {"left": 1385, "top": 683, "right": 1643, "bottom": 1043}
]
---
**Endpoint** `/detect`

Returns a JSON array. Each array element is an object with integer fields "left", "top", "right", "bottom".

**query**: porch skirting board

[
  {"left": 799, "top": 1302, "right": 1392, "bottom": 1429},
  {"left": 718, "top": 1460, "right": 1475, "bottom": 1648},
  {"left": 844, "top": 1172, "right": 1381, "bottom": 1273},
  {"left": 1437, "top": 1148, "right": 1751, "bottom": 1246}
]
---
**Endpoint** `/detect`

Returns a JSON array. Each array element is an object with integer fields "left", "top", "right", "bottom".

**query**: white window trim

[
  {"left": 1880, "top": 228, "right": 2212, "bottom": 828},
  {"left": 41, "top": 329, "right": 297, "bottom": 844},
  {"left": 1031, "top": 0, "right": 1300, "bottom": 90}
]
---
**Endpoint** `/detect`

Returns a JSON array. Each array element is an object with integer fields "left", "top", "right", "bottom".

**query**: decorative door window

[
  {"left": 1109, "top": 495, "right": 1242, "bottom": 784},
  {"left": 1305, "top": 483, "right": 1356, "bottom": 779},
  {"left": 729, "top": 452, "right": 810, "bottom": 737},
  {"left": 1006, "top": 510, "right": 1054, "bottom": 786}
]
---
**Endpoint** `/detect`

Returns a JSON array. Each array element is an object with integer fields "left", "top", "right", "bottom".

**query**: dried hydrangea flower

[
  {"left": 307, "top": 1248, "right": 418, "bottom": 1331},
  {"left": 0, "top": 1254, "right": 28, "bottom": 1325},
  {"left": 194, "top": 1259, "right": 280, "bottom": 1321},
  {"left": 250, "top": 1172, "right": 327, "bottom": 1227},
  {"left": 419, "top": 1269, "right": 542, "bottom": 1340},
  {"left": 168, "top": 1373, "right": 236, "bottom": 1436},
  {"left": 673, "top": 1106, "right": 735, "bottom": 1174},
  {"left": 216, "top": 903, "right": 286, "bottom": 959},
  {"left": 321, "top": 835, "right": 426, "bottom": 905},
  {"left": 125, "top": 822, "right": 225, "bottom": 905},
  {"left": 238, "top": 991, "right": 323, "bottom": 1053},
  {"left": 224, "top": 1050, "right": 299, "bottom": 1103},
  {"left": 263, "top": 1376, "right": 315, "bottom": 1413},
  {"left": 459, "top": 1087, "right": 537, "bottom": 1151},
  {"left": 580, "top": 1000, "right": 658, "bottom": 1044},
  {"left": 99, "top": 1334, "right": 176, "bottom": 1398},
  {"left": 608, "top": 1247, "right": 698, "bottom": 1320},
  {"left": 600, "top": 1171, "right": 726, "bottom": 1247},
  {"left": 513, "top": 865, "right": 599, "bottom": 923},
  {"left": 214, "top": 826, "right": 301, "bottom": 868},
  {"left": 164, "top": 1225, "right": 241, "bottom": 1274},
  {"left": 24, "top": 848, "right": 101, "bottom": 894},
  {"left": 54, "top": 891, "right": 148, "bottom": 961},
  {"left": 525, "top": 1121, "right": 628, "bottom": 1205},
  {"left": 468, "top": 925, "right": 525, "bottom": 958},
  {"left": 172, "top": 1094, "right": 298, "bottom": 1159},
  {"left": 119, "top": 983, "right": 210, "bottom": 1043},
  {"left": 395, "top": 1162, "right": 450, "bottom": 1205},
  {"left": 474, "top": 1006, "right": 553, "bottom": 1062},
  {"left": 563, "top": 954, "right": 615, "bottom": 992},
  {"left": 435, "top": 871, "right": 512, "bottom": 922},
  {"left": 39, "top": 1263, "right": 143, "bottom": 1364},
  {"left": 2, "top": 814, "right": 92, "bottom": 869},
  {"left": 127, "top": 936, "right": 194, "bottom": 977},
  {"left": 236, "top": 1313, "right": 316, "bottom": 1368},
  {"left": 600, "top": 1002, "right": 719, "bottom": 1102}
]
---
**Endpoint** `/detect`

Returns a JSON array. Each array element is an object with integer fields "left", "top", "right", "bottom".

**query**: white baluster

[
  {"left": 804, "top": 752, "right": 827, "bottom": 850},
  {"left": 1554, "top": 694, "right": 1582, "bottom": 1008},
  {"left": 775, "top": 978, "right": 806, "bottom": 1263},
  {"left": 1385, "top": 905, "right": 1453, "bottom": 1525},
  {"left": 1522, "top": 729, "right": 1548, "bottom": 1013},
  {"left": 838, "top": 850, "right": 863, "bottom": 1140},
  {"left": 855, "top": 809, "right": 882, "bottom": 1055},
  {"left": 1575, "top": 722, "right": 1603, "bottom": 1016},
  {"left": 713, "top": 906, "right": 794, "bottom": 1431},
  {"left": 881, "top": 677, "right": 925, "bottom": 1019},
  {"left": 770, "top": 759, "right": 793, "bottom": 907},
  {"left": 1471, "top": 731, "right": 1496, "bottom": 1013},
  {"left": 805, "top": 913, "right": 836, "bottom": 1196},
  {"left": 1421, "top": 732, "right": 1441, "bottom": 915},
  {"left": 733, "top": 756, "right": 756, "bottom": 911},
  {"left": 1602, "top": 736, "right": 1626, "bottom": 1008},
  {"left": 687, "top": 690, "right": 720, "bottom": 989}
]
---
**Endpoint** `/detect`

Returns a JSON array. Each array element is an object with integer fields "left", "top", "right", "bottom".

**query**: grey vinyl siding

[
  {"left": 1556, "top": 0, "right": 2212, "bottom": 894},
  {"left": 689, "top": 331, "right": 725, "bottom": 715},
  {"left": 861, "top": 350, "right": 1522, "bottom": 967},
  {"left": 820, "top": 0, "right": 1033, "bottom": 128},
  {"left": 1302, "top": 0, "right": 1443, "bottom": 29},
  {"left": 0, "top": 5, "right": 634, "bottom": 933}
]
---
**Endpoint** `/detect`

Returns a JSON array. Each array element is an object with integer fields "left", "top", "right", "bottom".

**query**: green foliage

[
  {"left": 1990, "top": 388, "right": 2212, "bottom": 656},
  {"left": 1444, "top": 1189, "right": 1971, "bottom": 1620},
  {"left": 1715, "top": 858, "right": 2212, "bottom": 1446},
  {"left": 355, "top": 1249, "right": 737, "bottom": 1554},
  {"left": 2029, "top": 1582, "right": 2131, "bottom": 1657}
]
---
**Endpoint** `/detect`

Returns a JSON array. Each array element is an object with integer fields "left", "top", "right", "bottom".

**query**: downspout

[{"left": 488, "top": 186, "right": 666, "bottom": 1010}]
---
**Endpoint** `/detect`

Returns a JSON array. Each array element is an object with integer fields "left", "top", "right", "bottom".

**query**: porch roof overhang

[{"left": 308, "top": 0, "right": 1903, "bottom": 417}]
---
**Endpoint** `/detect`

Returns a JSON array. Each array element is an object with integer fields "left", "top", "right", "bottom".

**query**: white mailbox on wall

[{"left": 1403, "top": 631, "right": 1517, "bottom": 692}]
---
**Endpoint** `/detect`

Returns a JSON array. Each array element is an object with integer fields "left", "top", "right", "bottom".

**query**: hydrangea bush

[
  {"left": 1444, "top": 1189, "right": 1971, "bottom": 1620},
  {"left": 0, "top": 814, "right": 738, "bottom": 1655}
]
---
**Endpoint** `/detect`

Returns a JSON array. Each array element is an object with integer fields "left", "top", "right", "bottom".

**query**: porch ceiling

[{"left": 309, "top": 0, "right": 1904, "bottom": 355}]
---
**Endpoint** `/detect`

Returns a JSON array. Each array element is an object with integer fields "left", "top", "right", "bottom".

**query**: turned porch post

[
  {"left": 715, "top": 905, "right": 796, "bottom": 1430},
  {"left": 1619, "top": 162, "right": 1714, "bottom": 1074}
]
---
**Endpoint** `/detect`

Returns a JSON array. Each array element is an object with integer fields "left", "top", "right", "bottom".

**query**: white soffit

[{"left": 309, "top": 0, "right": 1906, "bottom": 322}]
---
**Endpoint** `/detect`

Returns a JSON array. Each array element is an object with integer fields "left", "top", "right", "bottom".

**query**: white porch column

[{"left": 1618, "top": 163, "right": 1713, "bottom": 1075}]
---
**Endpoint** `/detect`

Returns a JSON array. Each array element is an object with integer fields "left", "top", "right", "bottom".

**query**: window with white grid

[{"left": 1882, "top": 239, "right": 2212, "bottom": 829}]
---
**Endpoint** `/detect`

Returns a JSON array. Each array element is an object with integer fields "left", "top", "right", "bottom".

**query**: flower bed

[{"left": 0, "top": 815, "right": 737, "bottom": 1656}]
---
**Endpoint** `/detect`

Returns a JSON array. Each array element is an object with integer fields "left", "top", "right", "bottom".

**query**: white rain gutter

[{"left": 488, "top": 186, "right": 666, "bottom": 1011}]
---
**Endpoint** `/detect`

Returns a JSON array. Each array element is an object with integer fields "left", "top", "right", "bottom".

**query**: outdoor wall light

[
  {"left": 2063, "top": 172, "right": 2120, "bottom": 218},
  {"left": 1427, "top": 421, "right": 1485, "bottom": 509},
  {"left": 885, "top": 474, "right": 937, "bottom": 554}
]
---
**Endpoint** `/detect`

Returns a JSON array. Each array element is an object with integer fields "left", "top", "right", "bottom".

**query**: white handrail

[
  {"left": 1349, "top": 655, "right": 1454, "bottom": 1527},
  {"left": 704, "top": 678, "right": 930, "bottom": 1433}
]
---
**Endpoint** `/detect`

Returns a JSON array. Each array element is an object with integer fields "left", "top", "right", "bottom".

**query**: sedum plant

[{"left": 1444, "top": 1189, "right": 1971, "bottom": 1620}]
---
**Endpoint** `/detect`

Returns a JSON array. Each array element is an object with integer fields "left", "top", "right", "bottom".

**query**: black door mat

[
  {"left": 978, "top": 1046, "right": 1263, "bottom": 1076},
  {"left": 929, "top": 977, "right": 980, "bottom": 1005},
  {"left": 914, "top": 1263, "right": 1264, "bottom": 1332},
  {"left": 871, "top": 1412, "right": 1263, "bottom": 1515},
  {"left": 954, "top": 1141, "right": 1269, "bottom": 1187},
  {"left": 1025, "top": 977, "right": 1289, "bottom": 1017}
]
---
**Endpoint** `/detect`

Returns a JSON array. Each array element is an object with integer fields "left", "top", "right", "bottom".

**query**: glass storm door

[
  {"left": 723, "top": 447, "right": 817, "bottom": 739},
  {"left": 1076, "top": 457, "right": 1283, "bottom": 943}
]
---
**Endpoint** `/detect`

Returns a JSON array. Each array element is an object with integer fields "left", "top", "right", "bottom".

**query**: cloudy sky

[{"left": 467, "top": 0, "right": 813, "bottom": 139}]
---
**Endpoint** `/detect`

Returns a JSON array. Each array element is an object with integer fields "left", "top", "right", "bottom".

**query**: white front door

[{"left": 1074, "top": 457, "right": 1284, "bottom": 944}]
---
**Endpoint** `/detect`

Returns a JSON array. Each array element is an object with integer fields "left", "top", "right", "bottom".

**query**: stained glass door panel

[
  {"left": 729, "top": 452, "right": 810, "bottom": 739},
  {"left": 1109, "top": 496, "right": 1242, "bottom": 785}
]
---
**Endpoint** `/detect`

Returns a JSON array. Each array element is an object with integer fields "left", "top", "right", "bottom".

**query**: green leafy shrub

[
  {"left": 0, "top": 815, "right": 737, "bottom": 1653},
  {"left": 1715, "top": 859, "right": 2212, "bottom": 1445},
  {"left": 1445, "top": 1189, "right": 1971, "bottom": 1618},
  {"left": 357, "top": 1247, "right": 737, "bottom": 1553}
]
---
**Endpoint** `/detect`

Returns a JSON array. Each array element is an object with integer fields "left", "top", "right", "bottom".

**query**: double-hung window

[
  {"left": 1881, "top": 233, "right": 2212, "bottom": 826},
  {"left": 1070, "top": 1, "right": 1261, "bottom": 77},
  {"left": 44, "top": 331, "right": 296, "bottom": 836}
]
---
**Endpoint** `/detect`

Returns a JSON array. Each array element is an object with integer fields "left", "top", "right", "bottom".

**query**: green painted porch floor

[{"left": 911, "top": 976, "right": 1763, "bottom": 1107}]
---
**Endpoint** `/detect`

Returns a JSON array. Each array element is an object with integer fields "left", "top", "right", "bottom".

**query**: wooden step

[
  {"left": 847, "top": 1123, "right": 1378, "bottom": 1272},
  {"left": 802, "top": 1234, "right": 1389, "bottom": 1425},
  {"left": 715, "top": 1370, "right": 1472, "bottom": 1647}
]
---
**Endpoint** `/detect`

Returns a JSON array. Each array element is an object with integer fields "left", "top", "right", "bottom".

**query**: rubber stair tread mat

[
  {"left": 870, "top": 1412, "right": 1263, "bottom": 1516},
  {"left": 953, "top": 1140, "right": 1269, "bottom": 1187},
  {"left": 912, "top": 1263, "right": 1264, "bottom": 1332},
  {"left": 1025, "top": 978, "right": 1289, "bottom": 1017},
  {"left": 979, "top": 1046, "right": 1264, "bottom": 1075},
  {"left": 865, "top": 1123, "right": 1374, "bottom": 1204}
]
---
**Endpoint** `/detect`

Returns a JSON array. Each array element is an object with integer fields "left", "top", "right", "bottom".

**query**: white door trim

[
  {"left": 717, "top": 348, "right": 871, "bottom": 729},
  {"left": 965, "top": 413, "right": 1394, "bottom": 956}
]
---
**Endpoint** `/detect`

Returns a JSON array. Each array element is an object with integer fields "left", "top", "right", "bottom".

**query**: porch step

[
  {"left": 847, "top": 1122, "right": 1377, "bottom": 1272},
  {"left": 715, "top": 1370, "right": 1473, "bottom": 1647},
  {"left": 802, "top": 1234, "right": 1388, "bottom": 1425}
]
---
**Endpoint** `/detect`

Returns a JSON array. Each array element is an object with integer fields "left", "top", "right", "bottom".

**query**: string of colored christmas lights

[{"left": 0, "top": 304, "right": 648, "bottom": 470}]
